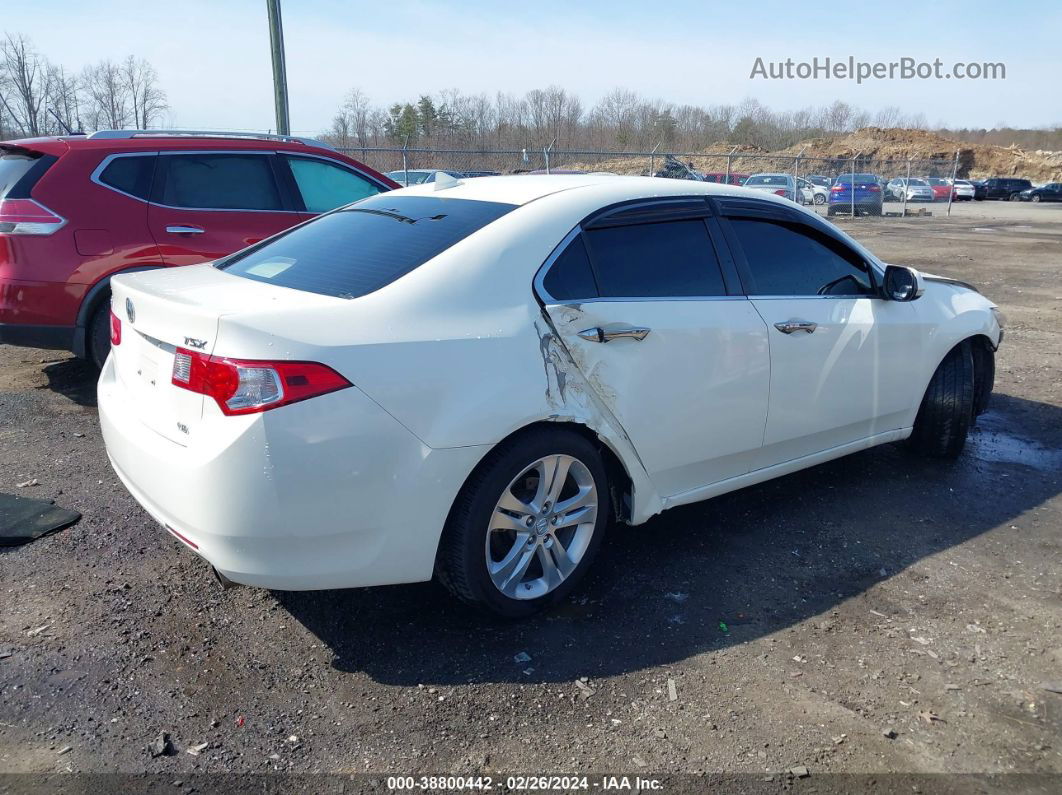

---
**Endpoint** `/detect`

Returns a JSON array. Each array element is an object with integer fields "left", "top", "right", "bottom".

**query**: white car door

[
  {"left": 539, "top": 201, "right": 771, "bottom": 498},
  {"left": 718, "top": 206, "right": 924, "bottom": 468}
]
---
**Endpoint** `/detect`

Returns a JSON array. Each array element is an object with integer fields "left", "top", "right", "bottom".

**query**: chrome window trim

[
  {"left": 533, "top": 225, "right": 745, "bottom": 305},
  {"left": 89, "top": 151, "right": 159, "bottom": 203}
]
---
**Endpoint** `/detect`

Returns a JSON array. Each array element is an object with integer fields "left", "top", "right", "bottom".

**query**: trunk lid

[{"left": 108, "top": 263, "right": 330, "bottom": 444}]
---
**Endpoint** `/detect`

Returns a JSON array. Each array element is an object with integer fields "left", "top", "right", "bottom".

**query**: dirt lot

[{"left": 1, "top": 200, "right": 1060, "bottom": 791}]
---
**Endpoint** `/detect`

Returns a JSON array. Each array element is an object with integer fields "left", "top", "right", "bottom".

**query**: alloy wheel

[{"left": 485, "top": 454, "right": 598, "bottom": 600}]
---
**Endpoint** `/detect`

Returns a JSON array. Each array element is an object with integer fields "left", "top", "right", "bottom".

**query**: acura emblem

[{"left": 125, "top": 297, "right": 136, "bottom": 323}]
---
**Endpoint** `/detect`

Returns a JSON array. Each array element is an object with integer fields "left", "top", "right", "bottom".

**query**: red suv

[{"left": 0, "top": 130, "right": 398, "bottom": 367}]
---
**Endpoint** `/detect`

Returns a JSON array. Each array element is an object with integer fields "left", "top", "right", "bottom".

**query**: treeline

[
  {"left": 946, "top": 127, "right": 1062, "bottom": 152},
  {"left": 325, "top": 86, "right": 937, "bottom": 152},
  {"left": 0, "top": 32, "right": 167, "bottom": 137}
]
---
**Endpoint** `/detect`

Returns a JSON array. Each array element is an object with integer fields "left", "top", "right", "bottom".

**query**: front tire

[
  {"left": 1031, "top": 194, "right": 1041, "bottom": 203},
  {"left": 814, "top": 193, "right": 826, "bottom": 205},
  {"left": 908, "top": 341, "right": 975, "bottom": 458},
  {"left": 436, "top": 428, "right": 609, "bottom": 618}
]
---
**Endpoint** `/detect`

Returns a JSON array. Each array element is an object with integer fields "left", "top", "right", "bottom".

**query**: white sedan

[{"left": 99, "top": 175, "right": 1003, "bottom": 617}]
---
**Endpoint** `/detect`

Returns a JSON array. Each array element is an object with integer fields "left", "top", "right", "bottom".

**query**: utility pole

[{"left": 266, "top": 0, "right": 290, "bottom": 135}]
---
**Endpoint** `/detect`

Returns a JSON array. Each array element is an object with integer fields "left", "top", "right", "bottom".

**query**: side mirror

[{"left": 882, "top": 265, "right": 924, "bottom": 302}]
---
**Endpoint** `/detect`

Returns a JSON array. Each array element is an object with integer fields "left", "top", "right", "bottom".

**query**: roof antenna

[{"left": 434, "top": 172, "right": 463, "bottom": 191}]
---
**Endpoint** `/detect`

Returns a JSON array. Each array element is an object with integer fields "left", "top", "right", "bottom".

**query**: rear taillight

[
  {"left": 109, "top": 309, "right": 122, "bottom": 346},
  {"left": 0, "top": 198, "right": 66, "bottom": 235},
  {"left": 830, "top": 185, "right": 844, "bottom": 192},
  {"left": 868, "top": 185, "right": 881, "bottom": 192},
  {"left": 774, "top": 189, "right": 788, "bottom": 197},
  {"left": 171, "top": 348, "right": 351, "bottom": 416}
]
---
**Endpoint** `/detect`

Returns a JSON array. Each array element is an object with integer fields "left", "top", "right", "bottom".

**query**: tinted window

[
  {"left": 729, "top": 218, "right": 873, "bottom": 297},
  {"left": 543, "top": 235, "right": 597, "bottom": 300},
  {"left": 160, "top": 154, "right": 281, "bottom": 210},
  {"left": 287, "top": 156, "right": 380, "bottom": 213},
  {"left": 99, "top": 155, "right": 155, "bottom": 199},
  {"left": 0, "top": 150, "right": 40, "bottom": 197},
  {"left": 220, "top": 194, "right": 516, "bottom": 299},
  {"left": 584, "top": 219, "right": 726, "bottom": 298}
]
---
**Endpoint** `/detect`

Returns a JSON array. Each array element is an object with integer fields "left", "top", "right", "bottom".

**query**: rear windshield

[
  {"left": 0, "top": 148, "right": 41, "bottom": 198},
  {"left": 835, "top": 174, "right": 878, "bottom": 184},
  {"left": 218, "top": 194, "right": 517, "bottom": 299},
  {"left": 745, "top": 175, "right": 788, "bottom": 186}
]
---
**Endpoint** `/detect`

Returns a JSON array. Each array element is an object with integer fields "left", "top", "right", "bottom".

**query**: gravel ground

[{"left": 1, "top": 200, "right": 1060, "bottom": 790}]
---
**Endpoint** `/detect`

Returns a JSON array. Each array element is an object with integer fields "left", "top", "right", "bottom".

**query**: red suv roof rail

[{"left": 86, "top": 129, "right": 337, "bottom": 151}]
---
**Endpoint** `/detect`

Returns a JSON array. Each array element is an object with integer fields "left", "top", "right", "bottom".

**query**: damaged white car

[{"left": 98, "top": 175, "right": 1003, "bottom": 617}]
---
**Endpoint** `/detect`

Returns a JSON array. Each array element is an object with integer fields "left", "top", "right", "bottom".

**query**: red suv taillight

[
  {"left": 171, "top": 348, "right": 351, "bottom": 416},
  {"left": 0, "top": 198, "right": 66, "bottom": 235},
  {"left": 109, "top": 309, "right": 122, "bottom": 346}
]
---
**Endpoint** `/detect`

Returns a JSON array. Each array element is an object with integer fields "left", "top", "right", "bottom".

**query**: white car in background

[
  {"left": 99, "top": 176, "right": 1003, "bottom": 617},
  {"left": 952, "top": 179, "right": 977, "bottom": 201},
  {"left": 743, "top": 173, "right": 814, "bottom": 204},
  {"left": 797, "top": 177, "right": 829, "bottom": 205}
]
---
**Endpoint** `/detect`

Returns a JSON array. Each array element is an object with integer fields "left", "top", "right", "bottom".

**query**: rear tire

[
  {"left": 1031, "top": 194, "right": 1041, "bottom": 203},
  {"left": 436, "top": 428, "right": 609, "bottom": 618},
  {"left": 908, "top": 341, "right": 975, "bottom": 459},
  {"left": 88, "top": 300, "right": 111, "bottom": 370}
]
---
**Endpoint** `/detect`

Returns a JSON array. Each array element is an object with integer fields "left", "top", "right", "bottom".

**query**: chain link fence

[{"left": 342, "top": 146, "right": 973, "bottom": 220}]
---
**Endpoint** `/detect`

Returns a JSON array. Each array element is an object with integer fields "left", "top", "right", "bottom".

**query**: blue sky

[{"left": 6, "top": 0, "right": 1059, "bottom": 133}]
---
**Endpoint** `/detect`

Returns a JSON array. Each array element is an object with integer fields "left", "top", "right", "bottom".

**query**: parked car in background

[
  {"left": 1018, "top": 182, "right": 1062, "bottom": 202},
  {"left": 952, "top": 179, "right": 977, "bottom": 201},
  {"left": 980, "top": 177, "right": 1033, "bottom": 201},
  {"left": 798, "top": 177, "right": 828, "bottom": 205},
  {"left": 926, "top": 178, "right": 957, "bottom": 202},
  {"left": 0, "top": 130, "right": 396, "bottom": 368},
  {"left": 385, "top": 168, "right": 466, "bottom": 186},
  {"left": 743, "top": 173, "right": 812, "bottom": 204},
  {"left": 827, "top": 174, "right": 884, "bottom": 216},
  {"left": 99, "top": 174, "right": 1002, "bottom": 617},
  {"left": 701, "top": 172, "right": 749, "bottom": 186},
  {"left": 462, "top": 170, "right": 501, "bottom": 178},
  {"left": 969, "top": 180, "right": 988, "bottom": 200},
  {"left": 805, "top": 174, "right": 833, "bottom": 188},
  {"left": 886, "top": 178, "right": 935, "bottom": 203}
]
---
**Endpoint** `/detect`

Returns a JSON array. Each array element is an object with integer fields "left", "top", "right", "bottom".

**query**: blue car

[{"left": 827, "top": 174, "right": 884, "bottom": 217}]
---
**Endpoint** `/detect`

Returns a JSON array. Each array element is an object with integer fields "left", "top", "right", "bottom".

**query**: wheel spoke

[
  {"left": 490, "top": 508, "right": 530, "bottom": 534},
  {"left": 541, "top": 535, "right": 576, "bottom": 582},
  {"left": 530, "top": 456, "right": 559, "bottom": 511},
  {"left": 554, "top": 504, "right": 596, "bottom": 528},
  {"left": 490, "top": 532, "right": 533, "bottom": 579},
  {"left": 496, "top": 487, "right": 532, "bottom": 516},
  {"left": 498, "top": 546, "right": 536, "bottom": 595},
  {"left": 554, "top": 485, "right": 593, "bottom": 515},
  {"left": 544, "top": 456, "right": 572, "bottom": 506}
]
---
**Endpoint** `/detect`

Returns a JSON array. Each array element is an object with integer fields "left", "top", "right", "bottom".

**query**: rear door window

[
  {"left": 542, "top": 235, "right": 598, "bottom": 300},
  {"left": 219, "top": 194, "right": 516, "bottom": 298},
  {"left": 158, "top": 153, "right": 282, "bottom": 210},
  {"left": 584, "top": 219, "right": 727, "bottom": 298},
  {"left": 285, "top": 155, "right": 381, "bottom": 213}
]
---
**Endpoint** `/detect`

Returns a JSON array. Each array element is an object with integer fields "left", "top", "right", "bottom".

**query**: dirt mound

[{"left": 562, "top": 128, "right": 1062, "bottom": 181}]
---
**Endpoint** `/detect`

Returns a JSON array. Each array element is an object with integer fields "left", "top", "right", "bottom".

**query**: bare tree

[
  {"left": 81, "top": 59, "right": 129, "bottom": 129},
  {"left": 122, "top": 56, "right": 166, "bottom": 129},
  {"left": 45, "top": 63, "right": 81, "bottom": 133},
  {"left": 0, "top": 33, "right": 49, "bottom": 136}
]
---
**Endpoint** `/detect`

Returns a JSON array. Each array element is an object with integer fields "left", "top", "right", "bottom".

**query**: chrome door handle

[
  {"left": 774, "top": 320, "right": 817, "bottom": 334},
  {"left": 578, "top": 326, "right": 651, "bottom": 343},
  {"left": 166, "top": 225, "right": 205, "bottom": 235}
]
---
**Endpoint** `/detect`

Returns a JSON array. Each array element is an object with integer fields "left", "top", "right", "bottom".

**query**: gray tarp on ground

[{"left": 0, "top": 492, "right": 81, "bottom": 546}]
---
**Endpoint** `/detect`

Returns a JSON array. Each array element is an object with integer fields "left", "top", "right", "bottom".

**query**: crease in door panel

[{"left": 748, "top": 300, "right": 774, "bottom": 448}]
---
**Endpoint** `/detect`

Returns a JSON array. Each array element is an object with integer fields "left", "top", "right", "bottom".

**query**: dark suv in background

[
  {"left": 0, "top": 130, "right": 397, "bottom": 367},
  {"left": 980, "top": 177, "right": 1033, "bottom": 201}
]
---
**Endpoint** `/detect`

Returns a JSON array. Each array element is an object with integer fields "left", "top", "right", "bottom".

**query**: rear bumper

[
  {"left": 0, "top": 321, "right": 75, "bottom": 351},
  {"left": 98, "top": 354, "right": 489, "bottom": 590}
]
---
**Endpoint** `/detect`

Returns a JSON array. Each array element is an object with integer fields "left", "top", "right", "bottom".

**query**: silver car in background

[
  {"left": 743, "top": 173, "right": 813, "bottom": 204},
  {"left": 887, "top": 177, "right": 935, "bottom": 202}
]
